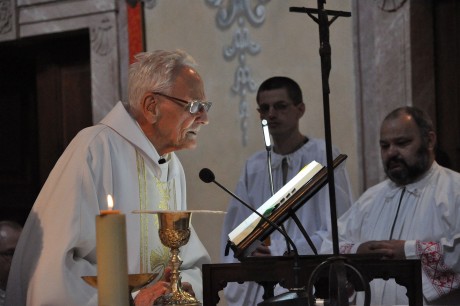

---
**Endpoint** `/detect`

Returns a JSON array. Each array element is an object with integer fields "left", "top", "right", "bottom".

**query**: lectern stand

[{"left": 202, "top": 255, "right": 423, "bottom": 306}]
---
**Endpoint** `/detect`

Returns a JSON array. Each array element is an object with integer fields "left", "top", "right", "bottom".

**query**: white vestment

[
  {"left": 220, "top": 138, "right": 354, "bottom": 306},
  {"left": 6, "top": 102, "right": 210, "bottom": 306},
  {"left": 321, "top": 162, "right": 460, "bottom": 305}
]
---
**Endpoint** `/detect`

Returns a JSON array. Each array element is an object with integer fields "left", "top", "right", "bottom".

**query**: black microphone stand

[
  {"left": 199, "top": 167, "right": 308, "bottom": 305},
  {"left": 258, "top": 117, "right": 326, "bottom": 305},
  {"left": 261, "top": 119, "right": 291, "bottom": 254},
  {"left": 262, "top": 119, "right": 318, "bottom": 257},
  {"left": 208, "top": 178, "right": 299, "bottom": 260},
  {"left": 290, "top": 2, "right": 370, "bottom": 305},
  {"left": 200, "top": 171, "right": 304, "bottom": 298}
]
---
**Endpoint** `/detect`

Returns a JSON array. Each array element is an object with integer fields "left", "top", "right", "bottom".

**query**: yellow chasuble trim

[
  {"left": 137, "top": 150, "right": 149, "bottom": 272},
  {"left": 136, "top": 150, "right": 176, "bottom": 275}
]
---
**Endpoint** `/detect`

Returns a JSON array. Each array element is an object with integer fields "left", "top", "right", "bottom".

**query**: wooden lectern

[{"left": 202, "top": 255, "right": 423, "bottom": 305}]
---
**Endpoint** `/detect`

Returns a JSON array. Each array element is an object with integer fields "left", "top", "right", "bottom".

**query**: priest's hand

[
  {"left": 251, "top": 244, "right": 271, "bottom": 257},
  {"left": 134, "top": 281, "right": 170, "bottom": 306},
  {"left": 357, "top": 240, "right": 406, "bottom": 259},
  {"left": 134, "top": 267, "right": 172, "bottom": 306},
  {"left": 181, "top": 281, "right": 196, "bottom": 297}
]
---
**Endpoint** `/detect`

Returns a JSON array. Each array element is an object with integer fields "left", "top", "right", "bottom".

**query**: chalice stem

[{"left": 170, "top": 248, "right": 182, "bottom": 293}]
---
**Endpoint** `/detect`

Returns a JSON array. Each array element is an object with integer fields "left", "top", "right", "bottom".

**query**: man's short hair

[
  {"left": 256, "top": 76, "right": 303, "bottom": 105},
  {"left": 384, "top": 106, "right": 434, "bottom": 145}
]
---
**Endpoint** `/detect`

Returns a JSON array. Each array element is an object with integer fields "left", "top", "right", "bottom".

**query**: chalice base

[{"left": 153, "top": 290, "right": 201, "bottom": 306}]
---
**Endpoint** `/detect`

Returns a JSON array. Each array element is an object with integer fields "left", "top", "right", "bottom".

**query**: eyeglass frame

[{"left": 152, "top": 91, "right": 212, "bottom": 114}]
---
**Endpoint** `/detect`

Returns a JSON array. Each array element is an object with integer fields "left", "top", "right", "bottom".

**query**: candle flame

[{"left": 107, "top": 195, "right": 114, "bottom": 210}]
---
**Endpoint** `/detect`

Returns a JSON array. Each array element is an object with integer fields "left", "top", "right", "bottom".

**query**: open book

[
  {"left": 229, "top": 160, "right": 324, "bottom": 246},
  {"left": 227, "top": 154, "right": 347, "bottom": 258}
]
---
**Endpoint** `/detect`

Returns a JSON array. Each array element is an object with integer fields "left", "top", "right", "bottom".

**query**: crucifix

[
  {"left": 288, "top": 2, "right": 372, "bottom": 306},
  {"left": 290, "top": 0, "right": 351, "bottom": 258}
]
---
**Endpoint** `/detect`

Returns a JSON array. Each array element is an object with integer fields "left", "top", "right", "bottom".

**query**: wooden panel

[
  {"left": 36, "top": 30, "right": 92, "bottom": 185},
  {"left": 36, "top": 55, "right": 63, "bottom": 185},
  {"left": 434, "top": 0, "right": 460, "bottom": 171},
  {"left": 61, "top": 62, "right": 92, "bottom": 145},
  {"left": 0, "top": 42, "right": 39, "bottom": 223},
  {"left": 0, "top": 30, "right": 91, "bottom": 222}
]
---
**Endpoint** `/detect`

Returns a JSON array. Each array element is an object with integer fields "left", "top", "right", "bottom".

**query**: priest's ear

[{"left": 141, "top": 92, "right": 159, "bottom": 123}]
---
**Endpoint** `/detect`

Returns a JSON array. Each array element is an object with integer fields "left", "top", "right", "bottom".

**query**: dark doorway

[{"left": 0, "top": 30, "right": 92, "bottom": 224}]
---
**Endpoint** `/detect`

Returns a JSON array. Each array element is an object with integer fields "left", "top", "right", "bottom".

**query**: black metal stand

[
  {"left": 287, "top": 2, "right": 355, "bottom": 305},
  {"left": 290, "top": 0, "right": 351, "bottom": 262}
]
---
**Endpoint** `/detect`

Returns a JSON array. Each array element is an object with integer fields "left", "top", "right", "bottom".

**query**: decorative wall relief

[
  {"left": 91, "top": 17, "right": 115, "bottom": 56},
  {"left": 0, "top": 0, "right": 16, "bottom": 42},
  {"left": 0, "top": 0, "right": 12, "bottom": 34},
  {"left": 375, "top": 0, "right": 407, "bottom": 12},
  {"left": 206, "top": 0, "right": 270, "bottom": 146}
]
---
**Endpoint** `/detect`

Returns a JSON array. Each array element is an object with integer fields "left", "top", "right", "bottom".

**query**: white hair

[{"left": 127, "top": 49, "right": 197, "bottom": 116}]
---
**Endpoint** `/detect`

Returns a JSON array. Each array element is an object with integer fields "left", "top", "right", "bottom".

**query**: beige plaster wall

[{"left": 143, "top": 0, "right": 358, "bottom": 273}]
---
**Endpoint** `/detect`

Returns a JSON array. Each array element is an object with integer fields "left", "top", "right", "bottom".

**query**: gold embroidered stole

[{"left": 136, "top": 150, "right": 177, "bottom": 275}]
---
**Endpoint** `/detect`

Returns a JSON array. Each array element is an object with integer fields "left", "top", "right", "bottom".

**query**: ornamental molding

[
  {"left": 206, "top": 0, "right": 270, "bottom": 146},
  {"left": 375, "top": 0, "right": 407, "bottom": 12},
  {"left": 0, "top": 0, "right": 13, "bottom": 34},
  {"left": 0, "top": 0, "right": 16, "bottom": 41},
  {"left": 91, "top": 17, "right": 115, "bottom": 56}
]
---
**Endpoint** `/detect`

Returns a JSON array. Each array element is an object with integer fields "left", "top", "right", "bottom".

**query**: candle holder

[
  {"left": 154, "top": 211, "right": 201, "bottom": 306},
  {"left": 82, "top": 273, "right": 158, "bottom": 306}
]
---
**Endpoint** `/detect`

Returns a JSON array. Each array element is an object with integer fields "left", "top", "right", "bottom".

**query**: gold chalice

[
  {"left": 131, "top": 209, "right": 226, "bottom": 305},
  {"left": 154, "top": 211, "right": 201, "bottom": 306},
  {"left": 82, "top": 273, "right": 158, "bottom": 306}
]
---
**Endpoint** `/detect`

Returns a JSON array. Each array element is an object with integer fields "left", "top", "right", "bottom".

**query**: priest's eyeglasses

[{"left": 152, "top": 92, "right": 212, "bottom": 114}]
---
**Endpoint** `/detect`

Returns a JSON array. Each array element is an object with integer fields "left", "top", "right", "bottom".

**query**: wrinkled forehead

[{"left": 171, "top": 66, "right": 205, "bottom": 98}]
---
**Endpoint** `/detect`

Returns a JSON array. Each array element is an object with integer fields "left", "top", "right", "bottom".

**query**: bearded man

[{"left": 321, "top": 106, "right": 460, "bottom": 305}]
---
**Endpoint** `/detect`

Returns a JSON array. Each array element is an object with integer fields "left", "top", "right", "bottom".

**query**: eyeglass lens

[
  {"left": 190, "top": 101, "right": 212, "bottom": 114},
  {"left": 153, "top": 92, "right": 211, "bottom": 114}
]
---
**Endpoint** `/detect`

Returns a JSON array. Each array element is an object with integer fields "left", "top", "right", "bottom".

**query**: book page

[{"left": 228, "top": 160, "right": 323, "bottom": 245}]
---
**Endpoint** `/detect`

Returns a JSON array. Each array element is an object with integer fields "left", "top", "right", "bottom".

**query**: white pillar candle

[{"left": 96, "top": 195, "right": 129, "bottom": 306}]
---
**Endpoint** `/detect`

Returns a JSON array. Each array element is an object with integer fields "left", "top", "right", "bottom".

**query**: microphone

[
  {"left": 261, "top": 120, "right": 275, "bottom": 196},
  {"left": 199, "top": 168, "right": 299, "bottom": 259},
  {"left": 261, "top": 119, "right": 271, "bottom": 149}
]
